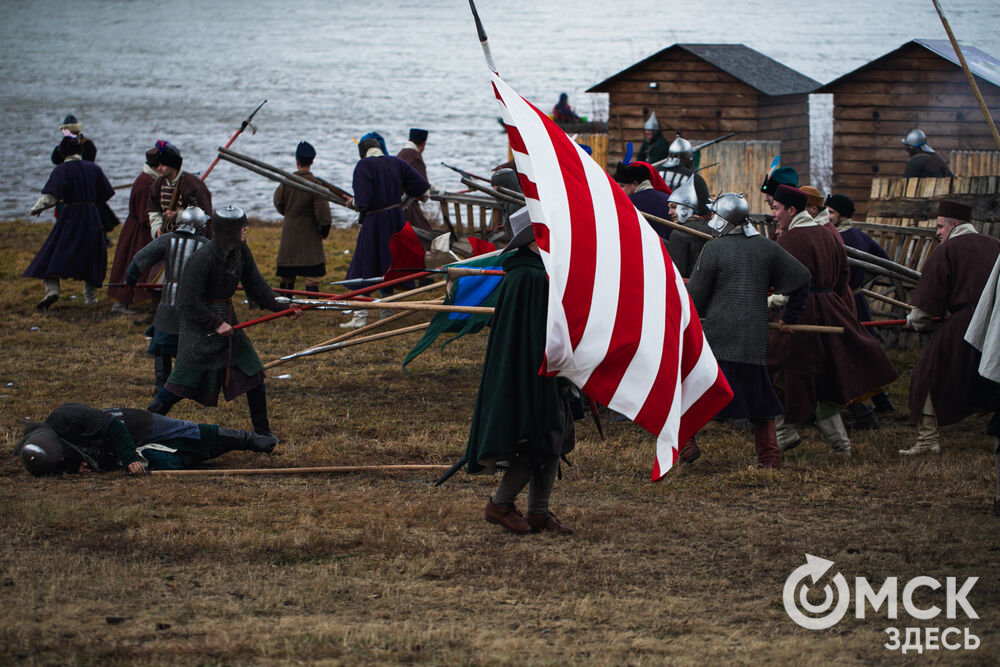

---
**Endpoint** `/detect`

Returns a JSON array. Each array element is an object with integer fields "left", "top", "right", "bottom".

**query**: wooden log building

[
  {"left": 817, "top": 39, "right": 1000, "bottom": 218},
  {"left": 587, "top": 44, "right": 819, "bottom": 184}
]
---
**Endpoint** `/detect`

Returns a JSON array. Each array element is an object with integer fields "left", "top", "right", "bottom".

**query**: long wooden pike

[
  {"left": 201, "top": 100, "right": 266, "bottom": 181},
  {"left": 860, "top": 288, "right": 912, "bottom": 311},
  {"left": 932, "top": 0, "right": 1000, "bottom": 152},
  {"left": 643, "top": 211, "right": 714, "bottom": 240},
  {"left": 151, "top": 464, "right": 451, "bottom": 477},
  {"left": 275, "top": 322, "right": 432, "bottom": 363},
  {"left": 767, "top": 322, "right": 844, "bottom": 334},
  {"left": 843, "top": 246, "right": 921, "bottom": 282}
]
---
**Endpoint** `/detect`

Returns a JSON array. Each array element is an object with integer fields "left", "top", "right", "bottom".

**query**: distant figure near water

[{"left": 552, "top": 92, "right": 581, "bottom": 124}]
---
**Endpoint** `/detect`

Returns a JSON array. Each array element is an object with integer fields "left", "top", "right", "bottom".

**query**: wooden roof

[
  {"left": 817, "top": 39, "right": 1000, "bottom": 92},
  {"left": 587, "top": 44, "right": 819, "bottom": 97}
]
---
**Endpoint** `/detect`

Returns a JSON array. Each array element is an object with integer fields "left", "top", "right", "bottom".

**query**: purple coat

[
  {"left": 629, "top": 188, "right": 673, "bottom": 241},
  {"left": 346, "top": 156, "right": 429, "bottom": 281},
  {"left": 24, "top": 159, "right": 113, "bottom": 286}
]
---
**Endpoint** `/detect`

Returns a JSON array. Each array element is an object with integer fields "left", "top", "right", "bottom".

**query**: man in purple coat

[
  {"left": 341, "top": 131, "right": 429, "bottom": 328},
  {"left": 613, "top": 161, "right": 673, "bottom": 242},
  {"left": 25, "top": 136, "right": 113, "bottom": 311}
]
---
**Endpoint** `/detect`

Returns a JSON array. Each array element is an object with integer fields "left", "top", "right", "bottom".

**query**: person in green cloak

[{"left": 464, "top": 206, "right": 577, "bottom": 535}]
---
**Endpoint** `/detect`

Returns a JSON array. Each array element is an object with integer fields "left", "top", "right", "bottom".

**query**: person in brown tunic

[
  {"left": 147, "top": 141, "right": 212, "bottom": 238},
  {"left": 396, "top": 128, "right": 434, "bottom": 231},
  {"left": 902, "top": 200, "right": 1000, "bottom": 455},
  {"left": 767, "top": 186, "right": 899, "bottom": 458},
  {"left": 107, "top": 145, "right": 160, "bottom": 314},
  {"left": 273, "top": 141, "right": 332, "bottom": 292}
]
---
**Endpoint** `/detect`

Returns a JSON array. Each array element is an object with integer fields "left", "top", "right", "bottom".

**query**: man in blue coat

[
  {"left": 341, "top": 132, "right": 429, "bottom": 328},
  {"left": 25, "top": 135, "right": 114, "bottom": 310}
]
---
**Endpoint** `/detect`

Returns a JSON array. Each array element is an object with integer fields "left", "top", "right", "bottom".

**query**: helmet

[
  {"left": 707, "top": 193, "right": 750, "bottom": 235},
  {"left": 663, "top": 134, "right": 693, "bottom": 169},
  {"left": 15, "top": 425, "right": 66, "bottom": 476},
  {"left": 667, "top": 176, "right": 699, "bottom": 223},
  {"left": 211, "top": 204, "right": 247, "bottom": 228},
  {"left": 176, "top": 206, "right": 208, "bottom": 234},
  {"left": 643, "top": 111, "right": 660, "bottom": 131},
  {"left": 902, "top": 128, "right": 934, "bottom": 154}
]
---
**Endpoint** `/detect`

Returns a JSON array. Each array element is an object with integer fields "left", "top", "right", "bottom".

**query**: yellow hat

[{"left": 800, "top": 185, "right": 825, "bottom": 209}]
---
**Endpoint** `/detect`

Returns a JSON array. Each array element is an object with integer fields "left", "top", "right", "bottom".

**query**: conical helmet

[
  {"left": 644, "top": 111, "right": 660, "bottom": 131},
  {"left": 668, "top": 176, "right": 699, "bottom": 223}
]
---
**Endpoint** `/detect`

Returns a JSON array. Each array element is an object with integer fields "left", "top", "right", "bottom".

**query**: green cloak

[{"left": 464, "top": 248, "right": 564, "bottom": 474}]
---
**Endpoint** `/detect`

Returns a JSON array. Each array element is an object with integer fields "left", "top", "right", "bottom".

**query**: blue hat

[
  {"left": 359, "top": 131, "right": 388, "bottom": 158},
  {"left": 408, "top": 128, "right": 428, "bottom": 144},
  {"left": 296, "top": 141, "right": 316, "bottom": 164}
]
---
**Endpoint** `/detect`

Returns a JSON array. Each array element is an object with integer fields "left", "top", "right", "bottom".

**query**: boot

[
  {"left": 279, "top": 279, "right": 295, "bottom": 292},
  {"left": 153, "top": 355, "right": 172, "bottom": 395},
  {"left": 305, "top": 281, "right": 320, "bottom": 293},
  {"left": 485, "top": 498, "right": 532, "bottom": 534},
  {"left": 678, "top": 437, "right": 701, "bottom": 463},
  {"left": 146, "top": 397, "right": 171, "bottom": 415},
  {"left": 246, "top": 384, "right": 275, "bottom": 440},
  {"left": 218, "top": 427, "right": 277, "bottom": 453},
  {"left": 83, "top": 282, "right": 99, "bottom": 305},
  {"left": 753, "top": 419, "right": 780, "bottom": 469},
  {"left": 872, "top": 391, "right": 895, "bottom": 414},
  {"left": 900, "top": 414, "right": 941, "bottom": 455},
  {"left": 339, "top": 310, "right": 369, "bottom": 329},
  {"left": 846, "top": 402, "right": 880, "bottom": 431},
  {"left": 816, "top": 414, "right": 851, "bottom": 458},
  {"left": 775, "top": 414, "right": 801, "bottom": 452},
  {"left": 37, "top": 278, "right": 60, "bottom": 311}
]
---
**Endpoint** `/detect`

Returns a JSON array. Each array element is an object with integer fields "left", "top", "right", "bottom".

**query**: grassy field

[{"left": 1, "top": 219, "right": 997, "bottom": 665}]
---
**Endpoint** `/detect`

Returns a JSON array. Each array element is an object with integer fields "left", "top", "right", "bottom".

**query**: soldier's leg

[
  {"left": 525, "top": 458, "right": 572, "bottom": 534},
  {"left": 147, "top": 387, "right": 182, "bottom": 415},
  {"left": 153, "top": 355, "right": 173, "bottom": 395},
  {"left": 304, "top": 278, "right": 320, "bottom": 293},
  {"left": 815, "top": 402, "right": 851, "bottom": 458},
  {"left": 752, "top": 418, "right": 780, "bottom": 468},
  {"left": 485, "top": 456, "right": 533, "bottom": 533},
  {"left": 37, "top": 277, "right": 60, "bottom": 311},
  {"left": 775, "top": 414, "right": 801, "bottom": 452},
  {"left": 246, "top": 383, "right": 274, "bottom": 438},
  {"left": 83, "top": 282, "right": 99, "bottom": 305},
  {"left": 900, "top": 395, "right": 941, "bottom": 455}
]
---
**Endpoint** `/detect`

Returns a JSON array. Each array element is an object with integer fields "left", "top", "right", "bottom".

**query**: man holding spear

[
  {"left": 147, "top": 205, "right": 299, "bottom": 440},
  {"left": 147, "top": 141, "right": 213, "bottom": 238}
]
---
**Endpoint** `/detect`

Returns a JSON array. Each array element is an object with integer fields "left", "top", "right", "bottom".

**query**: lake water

[{"left": 2, "top": 0, "right": 998, "bottom": 225}]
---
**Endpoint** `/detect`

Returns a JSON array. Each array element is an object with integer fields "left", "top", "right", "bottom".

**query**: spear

[
  {"left": 151, "top": 464, "right": 451, "bottom": 477},
  {"left": 442, "top": 162, "right": 492, "bottom": 184},
  {"left": 844, "top": 246, "right": 921, "bottom": 282},
  {"left": 272, "top": 322, "right": 432, "bottom": 363},
  {"left": 228, "top": 271, "right": 435, "bottom": 333},
  {"left": 277, "top": 298, "right": 493, "bottom": 316},
  {"left": 860, "top": 288, "right": 912, "bottom": 311},
  {"left": 201, "top": 100, "right": 266, "bottom": 182}
]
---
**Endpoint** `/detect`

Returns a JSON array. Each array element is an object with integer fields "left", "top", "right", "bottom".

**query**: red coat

[
  {"left": 107, "top": 169, "right": 156, "bottom": 303},
  {"left": 769, "top": 225, "right": 898, "bottom": 422},
  {"left": 908, "top": 232, "right": 1000, "bottom": 425}
]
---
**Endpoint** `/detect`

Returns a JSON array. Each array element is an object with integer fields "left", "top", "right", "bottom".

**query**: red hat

[
  {"left": 773, "top": 184, "right": 807, "bottom": 212},
  {"left": 938, "top": 200, "right": 971, "bottom": 223}
]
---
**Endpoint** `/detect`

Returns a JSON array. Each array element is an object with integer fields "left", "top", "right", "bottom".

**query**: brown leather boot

[
  {"left": 526, "top": 511, "right": 573, "bottom": 535},
  {"left": 484, "top": 498, "right": 532, "bottom": 534},
  {"left": 678, "top": 437, "right": 701, "bottom": 463},
  {"left": 753, "top": 419, "right": 780, "bottom": 469}
]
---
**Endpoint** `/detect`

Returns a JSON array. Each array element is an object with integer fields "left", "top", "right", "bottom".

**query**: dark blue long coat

[
  {"left": 346, "top": 156, "right": 428, "bottom": 281},
  {"left": 839, "top": 227, "right": 889, "bottom": 322},
  {"left": 24, "top": 159, "right": 113, "bottom": 286}
]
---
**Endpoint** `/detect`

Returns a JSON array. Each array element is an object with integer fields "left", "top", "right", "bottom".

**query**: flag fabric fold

[{"left": 487, "top": 66, "right": 733, "bottom": 480}]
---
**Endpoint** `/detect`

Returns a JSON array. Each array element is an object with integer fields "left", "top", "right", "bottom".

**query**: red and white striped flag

[{"left": 473, "top": 6, "right": 732, "bottom": 480}]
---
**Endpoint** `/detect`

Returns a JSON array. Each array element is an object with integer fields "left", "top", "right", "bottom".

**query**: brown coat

[
  {"left": 769, "top": 225, "right": 898, "bottom": 422},
  {"left": 273, "top": 170, "right": 332, "bottom": 269},
  {"left": 908, "top": 233, "right": 1000, "bottom": 425},
  {"left": 396, "top": 147, "right": 432, "bottom": 231}
]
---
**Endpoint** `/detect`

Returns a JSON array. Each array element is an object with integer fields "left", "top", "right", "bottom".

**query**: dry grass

[{"left": 1, "top": 220, "right": 998, "bottom": 665}]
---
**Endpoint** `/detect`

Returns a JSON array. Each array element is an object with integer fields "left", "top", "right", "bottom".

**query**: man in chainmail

[
  {"left": 126, "top": 207, "right": 210, "bottom": 393},
  {"left": 15, "top": 402, "right": 277, "bottom": 477},
  {"left": 685, "top": 193, "right": 811, "bottom": 468},
  {"left": 147, "top": 205, "right": 299, "bottom": 439},
  {"left": 667, "top": 176, "right": 715, "bottom": 278}
]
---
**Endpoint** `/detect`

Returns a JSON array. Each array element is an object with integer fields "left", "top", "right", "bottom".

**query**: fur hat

[
  {"left": 824, "top": 194, "right": 855, "bottom": 219},
  {"left": 800, "top": 185, "right": 825, "bottom": 209},
  {"left": 613, "top": 162, "right": 649, "bottom": 184},
  {"left": 145, "top": 145, "right": 160, "bottom": 168},
  {"left": 773, "top": 185, "right": 807, "bottom": 212},
  {"left": 408, "top": 128, "right": 429, "bottom": 144},
  {"left": 295, "top": 141, "right": 316, "bottom": 165},
  {"left": 59, "top": 114, "right": 82, "bottom": 135},
  {"left": 938, "top": 200, "right": 972, "bottom": 223},
  {"left": 156, "top": 140, "right": 182, "bottom": 170}
]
